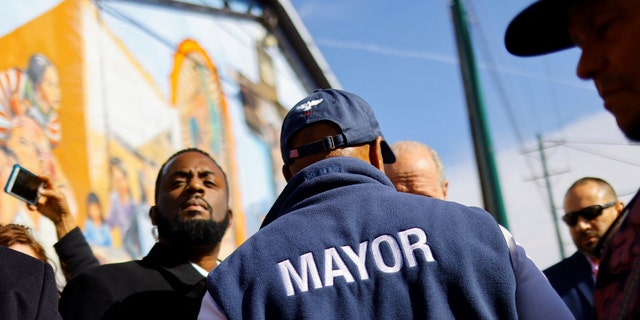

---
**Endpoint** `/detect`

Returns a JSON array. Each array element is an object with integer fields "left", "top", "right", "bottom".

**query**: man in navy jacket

[
  {"left": 544, "top": 177, "right": 623, "bottom": 319},
  {"left": 199, "top": 89, "right": 572, "bottom": 319}
]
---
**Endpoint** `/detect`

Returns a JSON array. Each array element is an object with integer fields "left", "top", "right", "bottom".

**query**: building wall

[{"left": 0, "top": 0, "right": 314, "bottom": 275}]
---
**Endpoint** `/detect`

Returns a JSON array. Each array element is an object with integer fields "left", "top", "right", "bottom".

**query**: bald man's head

[
  {"left": 384, "top": 141, "right": 448, "bottom": 200},
  {"left": 563, "top": 177, "right": 623, "bottom": 258}
]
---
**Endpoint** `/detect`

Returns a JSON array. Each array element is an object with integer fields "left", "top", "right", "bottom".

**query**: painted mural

[{"left": 0, "top": 0, "right": 310, "bottom": 285}]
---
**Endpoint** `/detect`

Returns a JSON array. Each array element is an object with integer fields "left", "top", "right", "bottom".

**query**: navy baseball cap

[
  {"left": 280, "top": 89, "right": 396, "bottom": 165},
  {"left": 505, "top": 0, "right": 575, "bottom": 57}
]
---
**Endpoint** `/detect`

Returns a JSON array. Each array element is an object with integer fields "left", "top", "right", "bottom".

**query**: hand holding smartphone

[{"left": 4, "top": 164, "right": 45, "bottom": 205}]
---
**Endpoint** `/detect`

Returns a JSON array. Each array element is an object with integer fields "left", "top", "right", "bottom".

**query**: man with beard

[
  {"left": 543, "top": 177, "right": 623, "bottom": 319},
  {"left": 59, "top": 148, "right": 232, "bottom": 320}
]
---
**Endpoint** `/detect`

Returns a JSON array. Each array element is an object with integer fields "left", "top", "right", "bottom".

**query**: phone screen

[{"left": 4, "top": 165, "right": 43, "bottom": 204}]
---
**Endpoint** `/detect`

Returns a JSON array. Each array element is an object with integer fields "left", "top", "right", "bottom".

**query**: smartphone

[{"left": 4, "top": 164, "right": 44, "bottom": 205}]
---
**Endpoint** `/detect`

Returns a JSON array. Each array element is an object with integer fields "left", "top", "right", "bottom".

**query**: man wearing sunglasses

[{"left": 543, "top": 177, "right": 624, "bottom": 319}]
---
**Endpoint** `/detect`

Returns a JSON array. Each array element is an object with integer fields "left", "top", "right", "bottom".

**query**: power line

[
  {"left": 546, "top": 139, "right": 640, "bottom": 147},
  {"left": 96, "top": 2, "right": 176, "bottom": 49},
  {"left": 562, "top": 144, "right": 640, "bottom": 168},
  {"left": 521, "top": 135, "right": 570, "bottom": 259}
]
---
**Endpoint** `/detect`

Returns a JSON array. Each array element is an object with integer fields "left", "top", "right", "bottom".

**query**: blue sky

[
  {"left": 288, "top": 0, "right": 603, "bottom": 167},
  {"left": 288, "top": 0, "right": 640, "bottom": 267}
]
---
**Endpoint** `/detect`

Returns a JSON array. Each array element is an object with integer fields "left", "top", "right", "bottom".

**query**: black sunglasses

[{"left": 562, "top": 202, "right": 617, "bottom": 226}]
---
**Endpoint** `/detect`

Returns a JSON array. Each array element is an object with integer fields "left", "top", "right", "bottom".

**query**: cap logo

[{"left": 295, "top": 98, "right": 323, "bottom": 114}]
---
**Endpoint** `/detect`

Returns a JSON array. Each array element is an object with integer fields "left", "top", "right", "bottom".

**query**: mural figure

[
  {"left": 106, "top": 156, "right": 138, "bottom": 257},
  {"left": 24, "top": 54, "right": 62, "bottom": 149},
  {"left": 170, "top": 39, "right": 242, "bottom": 249},
  {"left": 171, "top": 39, "right": 231, "bottom": 167},
  {"left": 83, "top": 192, "right": 112, "bottom": 247},
  {"left": 124, "top": 160, "right": 158, "bottom": 258},
  {"left": 0, "top": 54, "right": 76, "bottom": 220}
]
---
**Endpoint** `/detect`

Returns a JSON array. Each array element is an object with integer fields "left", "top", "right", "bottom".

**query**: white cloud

[{"left": 316, "top": 38, "right": 458, "bottom": 64}]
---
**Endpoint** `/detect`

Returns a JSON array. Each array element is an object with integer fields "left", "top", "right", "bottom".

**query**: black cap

[{"left": 505, "top": 0, "right": 575, "bottom": 57}]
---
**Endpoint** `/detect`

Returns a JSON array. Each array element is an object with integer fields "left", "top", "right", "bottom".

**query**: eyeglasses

[{"left": 562, "top": 202, "right": 617, "bottom": 226}]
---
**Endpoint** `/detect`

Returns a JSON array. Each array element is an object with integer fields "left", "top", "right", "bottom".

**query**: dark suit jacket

[
  {"left": 0, "top": 246, "right": 62, "bottom": 320},
  {"left": 544, "top": 252, "right": 594, "bottom": 320},
  {"left": 59, "top": 243, "right": 206, "bottom": 320},
  {"left": 54, "top": 227, "right": 100, "bottom": 279}
]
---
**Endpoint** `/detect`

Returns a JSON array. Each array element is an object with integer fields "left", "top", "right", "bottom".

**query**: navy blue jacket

[
  {"left": 207, "top": 158, "right": 520, "bottom": 319},
  {"left": 544, "top": 252, "right": 594, "bottom": 319},
  {"left": 0, "top": 246, "right": 61, "bottom": 320}
]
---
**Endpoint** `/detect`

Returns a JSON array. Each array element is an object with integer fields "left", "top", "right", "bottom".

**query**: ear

[
  {"left": 442, "top": 180, "right": 450, "bottom": 200},
  {"left": 226, "top": 209, "right": 234, "bottom": 229},
  {"left": 282, "top": 164, "right": 293, "bottom": 182},
  {"left": 149, "top": 206, "right": 158, "bottom": 225},
  {"left": 369, "top": 136, "right": 384, "bottom": 171},
  {"left": 615, "top": 201, "right": 625, "bottom": 216}
]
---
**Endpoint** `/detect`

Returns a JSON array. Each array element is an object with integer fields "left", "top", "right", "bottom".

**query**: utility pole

[
  {"left": 537, "top": 134, "right": 566, "bottom": 259},
  {"left": 450, "top": 0, "right": 509, "bottom": 228}
]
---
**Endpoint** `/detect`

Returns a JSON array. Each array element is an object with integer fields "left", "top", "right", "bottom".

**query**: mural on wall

[
  {"left": 0, "top": 0, "right": 86, "bottom": 287},
  {"left": 169, "top": 38, "right": 244, "bottom": 249},
  {"left": 0, "top": 0, "right": 310, "bottom": 276},
  {"left": 237, "top": 41, "right": 289, "bottom": 196}
]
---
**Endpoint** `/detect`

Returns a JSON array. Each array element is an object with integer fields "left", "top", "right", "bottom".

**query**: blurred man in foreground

[{"left": 506, "top": 0, "right": 640, "bottom": 317}]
